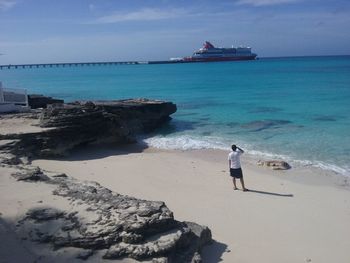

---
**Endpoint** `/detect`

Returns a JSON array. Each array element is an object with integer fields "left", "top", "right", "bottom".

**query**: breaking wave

[{"left": 142, "top": 135, "right": 350, "bottom": 177}]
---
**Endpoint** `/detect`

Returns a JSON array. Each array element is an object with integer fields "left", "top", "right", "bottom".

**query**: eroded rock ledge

[
  {"left": 0, "top": 99, "right": 213, "bottom": 262},
  {"left": 13, "top": 167, "right": 211, "bottom": 262},
  {"left": 0, "top": 99, "right": 176, "bottom": 157}
]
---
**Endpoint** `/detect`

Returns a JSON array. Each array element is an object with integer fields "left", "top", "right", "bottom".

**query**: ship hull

[{"left": 183, "top": 55, "right": 257, "bottom": 62}]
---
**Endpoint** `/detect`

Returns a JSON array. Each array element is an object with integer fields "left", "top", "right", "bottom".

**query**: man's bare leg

[
  {"left": 232, "top": 178, "right": 238, "bottom": 190},
  {"left": 240, "top": 178, "right": 248, "bottom": 191}
]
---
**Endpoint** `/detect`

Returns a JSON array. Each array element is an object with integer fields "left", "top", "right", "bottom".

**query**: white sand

[
  {"left": 29, "top": 145, "right": 350, "bottom": 263},
  {"left": 0, "top": 166, "right": 86, "bottom": 262},
  {"left": 0, "top": 166, "right": 142, "bottom": 263},
  {"left": 0, "top": 115, "right": 45, "bottom": 135}
]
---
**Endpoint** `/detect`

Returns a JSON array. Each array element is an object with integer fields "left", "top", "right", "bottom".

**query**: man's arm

[
  {"left": 237, "top": 146, "right": 244, "bottom": 153},
  {"left": 228, "top": 160, "right": 231, "bottom": 169}
]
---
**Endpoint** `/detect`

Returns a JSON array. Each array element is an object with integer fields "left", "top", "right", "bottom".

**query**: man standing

[{"left": 228, "top": 144, "right": 248, "bottom": 191}]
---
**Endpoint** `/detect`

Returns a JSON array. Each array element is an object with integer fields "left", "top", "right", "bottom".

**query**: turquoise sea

[{"left": 1, "top": 56, "right": 350, "bottom": 176}]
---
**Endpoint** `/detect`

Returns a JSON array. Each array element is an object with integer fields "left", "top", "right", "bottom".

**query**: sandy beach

[
  {"left": 2, "top": 0, "right": 350, "bottom": 261},
  {"left": 26, "top": 144, "right": 350, "bottom": 263},
  {"left": 1, "top": 110, "right": 350, "bottom": 262}
]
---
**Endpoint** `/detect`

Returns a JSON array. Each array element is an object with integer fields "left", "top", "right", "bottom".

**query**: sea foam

[
  {"left": 143, "top": 135, "right": 228, "bottom": 151},
  {"left": 142, "top": 135, "right": 350, "bottom": 177}
]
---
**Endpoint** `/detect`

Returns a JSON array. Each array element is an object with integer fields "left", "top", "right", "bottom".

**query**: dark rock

[
  {"left": 121, "top": 232, "right": 144, "bottom": 244},
  {"left": 2, "top": 99, "right": 176, "bottom": 157},
  {"left": 24, "top": 208, "right": 65, "bottom": 222},
  {"left": 2, "top": 97, "right": 211, "bottom": 261},
  {"left": 28, "top": 94, "right": 64, "bottom": 109},
  {"left": 103, "top": 222, "right": 210, "bottom": 262},
  {"left": 184, "top": 221, "right": 212, "bottom": 249},
  {"left": 248, "top": 106, "right": 282, "bottom": 114},
  {"left": 0, "top": 154, "right": 21, "bottom": 165},
  {"left": 313, "top": 116, "right": 337, "bottom": 122},
  {"left": 241, "top": 119, "right": 292, "bottom": 132},
  {"left": 17, "top": 174, "right": 211, "bottom": 262},
  {"left": 257, "top": 160, "right": 291, "bottom": 170},
  {"left": 12, "top": 167, "right": 50, "bottom": 181},
  {"left": 52, "top": 173, "right": 68, "bottom": 178}
]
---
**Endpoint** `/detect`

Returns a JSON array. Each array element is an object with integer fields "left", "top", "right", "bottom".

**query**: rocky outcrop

[
  {"left": 0, "top": 99, "right": 176, "bottom": 157},
  {"left": 1, "top": 98, "right": 215, "bottom": 261},
  {"left": 14, "top": 168, "right": 212, "bottom": 262},
  {"left": 12, "top": 166, "right": 50, "bottom": 181},
  {"left": 257, "top": 160, "right": 291, "bottom": 170},
  {"left": 28, "top": 94, "right": 64, "bottom": 109},
  {"left": 1, "top": 99, "right": 213, "bottom": 261}
]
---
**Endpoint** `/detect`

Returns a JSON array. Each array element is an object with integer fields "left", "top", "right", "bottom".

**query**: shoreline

[
  {"left": 32, "top": 143, "right": 350, "bottom": 263},
  {"left": 142, "top": 134, "right": 350, "bottom": 178},
  {"left": 1, "top": 107, "right": 350, "bottom": 262},
  {"left": 142, "top": 134, "right": 350, "bottom": 183}
]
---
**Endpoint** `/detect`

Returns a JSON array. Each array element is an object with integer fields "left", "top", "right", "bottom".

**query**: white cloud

[
  {"left": 236, "top": 0, "right": 301, "bottom": 6},
  {"left": 0, "top": 0, "right": 16, "bottom": 11},
  {"left": 92, "top": 8, "right": 188, "bottom": 24}
]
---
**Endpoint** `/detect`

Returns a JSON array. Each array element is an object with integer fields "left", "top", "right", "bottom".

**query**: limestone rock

[
  {"left": 0, "top": 153, "right": 22, "bottom": 165},
  {"left": 52, "top": 173, "right": 68, "bottom": 178},
  {"left": 28, "top": 94, "right": 64, "bottom": 109},
  {"left": 23, "top": 207, "right": 65, "bottom": 222},
  {"left": 16, "top": 173, "right": 211, "bottom": 262},
  {"left": 0, "top": 99, "right": 176, "bottom": 157},
  {"left": 257, "top": 160, "right": 291, "bottom": 170},
  {"left": 1, "top": 98, "right": 211, "bottom": 262},
  {"left": 12, "top": 167, "right": 50, "bottom": 181}
]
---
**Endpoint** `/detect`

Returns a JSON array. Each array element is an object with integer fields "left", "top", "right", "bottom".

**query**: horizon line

[{"left": 1, "top": 54, "right": 350, "bottom": 68}]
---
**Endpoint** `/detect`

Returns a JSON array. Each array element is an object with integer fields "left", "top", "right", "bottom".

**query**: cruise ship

[{"left": 182, "top": 41, "right": 257, "bottom": 62}]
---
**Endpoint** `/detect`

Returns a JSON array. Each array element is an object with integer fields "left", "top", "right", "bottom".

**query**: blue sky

[{"left": 1, "top": 0, "right": 350, "bottom": 64}]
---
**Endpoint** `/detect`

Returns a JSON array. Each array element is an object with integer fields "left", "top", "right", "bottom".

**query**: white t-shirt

[{"left": 228, "top": 150, "right": 242, "bottom": 169}]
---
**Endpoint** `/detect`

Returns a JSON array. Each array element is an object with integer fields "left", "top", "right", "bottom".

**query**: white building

[{"left": 0, "top": 81, "right": 29, "bottom": 113}]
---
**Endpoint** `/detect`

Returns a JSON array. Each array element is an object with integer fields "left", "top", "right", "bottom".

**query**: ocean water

[{"left": 1, "top": 56, "right": 350, "bottom": 176}]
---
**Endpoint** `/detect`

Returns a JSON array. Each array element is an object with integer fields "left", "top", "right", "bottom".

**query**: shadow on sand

[
  {"left": 201, "top": 239, "right": 228, "bottom": 263},
  {"left": 40, "top": 142, "right": 149, "bottom": 162},
  {"left": 247, "top": 189, "right": 294, "bottom": 197},
  {"left": 0, "top": 216, "right": 64, "bottom": 263}
]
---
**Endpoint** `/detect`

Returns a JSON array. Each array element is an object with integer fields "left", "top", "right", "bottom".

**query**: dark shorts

[{"left": 230, "top": 168, "right": 243, "bottom": 178}]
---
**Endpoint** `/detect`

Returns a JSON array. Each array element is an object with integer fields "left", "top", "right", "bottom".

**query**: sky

[{"left": 0, "top": 0, "right": 350, "bottom": 64}]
